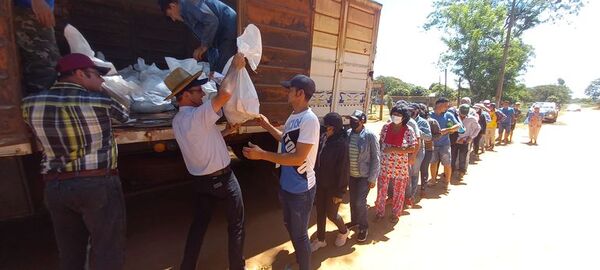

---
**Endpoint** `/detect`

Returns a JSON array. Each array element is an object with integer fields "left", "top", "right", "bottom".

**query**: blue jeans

[
  {"left": 406, "top": 147, "right": 425, "bottom": 200},
  {"left": 44, "top": 175, "right": 126, "bottom": 270},
  {"left": 349, "top": 176, "right": 370, "bottom": 231},
  {"left": 279, "top": 187, "right": 316, "bottom": 270},
  {"left": 420, "top": 150, "right": 433, "bottom": 186}
]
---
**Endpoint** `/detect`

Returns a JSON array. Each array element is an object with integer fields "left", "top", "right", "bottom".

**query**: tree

[
  {"left": 528, "top": 84, "right": 572, "bottom": 105},
  {"left": 375, "top": 76, "right": 422, "bottom": 96},
  {"left": 425, "top": 0, "right": 583, "bottom": 102},
  {"left": 425, "top": 0, "right": 533, "bottom": 102},
  {"left": 411, "top": 86, "right": 428, "bottom": 96},
  {"left": 429, "top": 83, "right": 457, "bottom": 99},
  {"left": 585, "top": 78, "right": 600, "bottom": 101}
]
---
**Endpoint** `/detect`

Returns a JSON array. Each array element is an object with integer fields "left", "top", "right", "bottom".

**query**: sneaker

[
  {"left": 357, "top": 229, "right": 368, "bottom": 242},
  {"left": 334, "top": 230, "right": 350, "bottom": 247},
  {"left": 310, "top": 239, "right": 327, "bottom": 252}
]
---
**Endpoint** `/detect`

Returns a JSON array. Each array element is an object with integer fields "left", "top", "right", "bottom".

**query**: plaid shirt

[{"left": 21, "top": 82, "right": 129, "bottom": 174}]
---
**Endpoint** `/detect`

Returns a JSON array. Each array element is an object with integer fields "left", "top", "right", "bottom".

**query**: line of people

[{"left": 21, "top": 50, "right": 543, "bottom": 269}]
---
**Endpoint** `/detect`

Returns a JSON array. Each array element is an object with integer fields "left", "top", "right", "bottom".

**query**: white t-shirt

[
  {"left": 172, "top": 104, "right": 230, "bottom": 176},
  {"left": 279, "top": 108, "right": 319, "bottom": 193}
]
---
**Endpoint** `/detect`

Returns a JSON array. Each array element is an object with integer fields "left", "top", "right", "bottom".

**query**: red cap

[{"left": 55, "top": 53, "right": 110, "bottom": 75}]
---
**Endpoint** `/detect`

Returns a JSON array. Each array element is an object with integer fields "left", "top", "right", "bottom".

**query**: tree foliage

[
  {"left": 374, "top": 76, "right": 428, "bottom": 96},
  {"left": 429, "top": 83, "right": 457, "bottom": 99},
  {"left": 528, "top": 83, "right": 572, "bottom": 105},
  {"left": 425, "top": 0, "right": 582, "bottom": 102},
  {"left": 585, "top": 78, "right": 600, "bottom": 101}
]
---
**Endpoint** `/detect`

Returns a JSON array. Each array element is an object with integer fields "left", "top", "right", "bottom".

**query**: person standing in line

[
  {"left": 310, "top": 112, "right": 350, "bottom": 252},
  {"left": 428, "top": 98, "right": 461, "bottom": 188},
  {"left": 243, "top": 75, "right": 320, "bottom": 270},
  {"left": 497, "top": 101, "right": 515, "bottom": 145},
  {"left": 453, "top": 104, "right": 481, "bottom": 179},
  {"left": 484, "top": 101, "right": 498, "bottom": 151},
  {"left": 374, "top": 105, "right": 417, "bottom": 224},
  {"left": 508, "top": 102, "right": 522, "bottom": 143},
  {"left": 406, "top": 103, "right": 431, "bottom": 205},
  {"left": 418, "top": 104, "right": 441, "bottom": 193},
  {"left": 344, "top": 110, "right": 380, "bottom": 242}
]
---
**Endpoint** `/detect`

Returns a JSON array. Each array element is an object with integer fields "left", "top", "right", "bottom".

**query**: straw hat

[{"left": 163, "top": 67, "right": 204, "bottom": 101}]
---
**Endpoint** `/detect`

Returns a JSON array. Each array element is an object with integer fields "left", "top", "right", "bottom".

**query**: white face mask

[{"left": 391, "top": 115, "right": 403, "bottom": 124}]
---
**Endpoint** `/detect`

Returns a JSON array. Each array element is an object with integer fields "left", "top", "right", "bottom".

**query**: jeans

[
  {"left": 473, "top": 133, "right": 483, "bottom": 154},
  {"left": 406, "top": 147, "right": 425, "bottom": 200},
  {"left": 420, "top": 150, "right": 433, "bottom": 186},
  {"left": 451, "top": 143, "right": 469, "bottom": 173},
  {"left": 279, "top": 187, "right": 316, "bottom": 270},
  {"left": 315, "top": 187, "right": 347, "bottom": 241},
  {"left": 349, "top": 177, "right": 370, "bottom": 231},
  {"left": 181, "top": 171, "right": 245, "bottom": 270},
  {"left": 44, "top": 175, "right": 126, "bottom": 270}
]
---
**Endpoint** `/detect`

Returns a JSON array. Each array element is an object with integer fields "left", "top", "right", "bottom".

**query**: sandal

[{"left": 389, "top": 215, "right": 399, "bottom": 223}]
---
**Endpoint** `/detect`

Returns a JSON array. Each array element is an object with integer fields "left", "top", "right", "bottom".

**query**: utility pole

[
  {"left": 495, "top": 0, "right": 517, "bottom": 104},
  {"left": 457, "top": 77, "right": 462, "bottom": 105},
  {"left": 444, "top": 68, "right": 447, "bottom": 93}
]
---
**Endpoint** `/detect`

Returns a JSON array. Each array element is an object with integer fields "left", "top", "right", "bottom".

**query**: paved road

[{"left": 2, "top": 109, "right": 599, "bottom": 270}]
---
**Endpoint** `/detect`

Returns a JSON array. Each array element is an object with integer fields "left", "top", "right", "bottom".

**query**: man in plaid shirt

[{"left": 21, "top": 53, "right": 129, "bottom": 269}]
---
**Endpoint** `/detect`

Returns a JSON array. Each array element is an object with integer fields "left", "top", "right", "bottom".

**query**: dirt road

[{"left": 2, "top": 109, "right": 599, "bottom": 270}]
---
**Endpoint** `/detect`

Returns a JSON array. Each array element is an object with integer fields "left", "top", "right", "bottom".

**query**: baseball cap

[
  {"left": 281, "top": 74, "right": 315, "bottom": 98},
  {"left": 56, "top": 53, "right": 111, "bottom": 76},
  {"left": 348, "top": 109, "right": 367, "bottom": 122},
  {"left": 483, "top": 100, "right": 491, "bottom": 105},
  {"left": 459, "top": 104, "right": 470, "bottom": 115}
]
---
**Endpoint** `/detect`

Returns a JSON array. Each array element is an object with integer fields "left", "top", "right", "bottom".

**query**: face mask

[
  {"left": 350, "top": 121, "right": 360, "bottom": 130},
  {"left": 391, "top": 115, "right": 403, "bottom": 124}
]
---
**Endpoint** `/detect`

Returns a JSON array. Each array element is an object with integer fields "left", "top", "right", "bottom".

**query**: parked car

[
  {"left": 566, "top": 104, "right": 582, "bottom": 112},
  {"left": 530, "top": 102, "right": 559, "bottom": 123}
]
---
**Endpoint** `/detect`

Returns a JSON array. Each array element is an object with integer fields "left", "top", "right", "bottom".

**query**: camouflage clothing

[{"left": 13, "top": 6, "right": 60, "bottom": 95}]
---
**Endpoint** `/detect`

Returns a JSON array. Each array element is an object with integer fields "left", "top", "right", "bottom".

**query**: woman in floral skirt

[{"left": 375, "top": 104, "right": 417, "bottom": 223}]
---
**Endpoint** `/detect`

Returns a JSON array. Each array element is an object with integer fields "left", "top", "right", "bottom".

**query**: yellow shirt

[{"left": 487, "top": 111, "right": 497, "bottom": 129}]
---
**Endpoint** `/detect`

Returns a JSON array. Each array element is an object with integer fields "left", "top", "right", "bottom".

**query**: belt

[
  {"left": 201, "top": 165, "right": 231, "bottom": 178},
  {"left": 43, "top": 168, "right": 119, "bottom": 181}
]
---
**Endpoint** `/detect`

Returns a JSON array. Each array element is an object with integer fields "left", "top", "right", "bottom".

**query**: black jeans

[
  {"left": 44, "top": 175, "right": 126, "bottom": 270},
  {"left": 181, "top": 171, "right": 245, "bottom": 270},
  {"left": 348, "top": 176, "right": 370, "bottom": 231},
  {"left": 451, "top": 143, "right": 469, "bottom": 172},
  {"left": 420, "top": 150, "right": 433, "bottom": 186},
  {"left": 315, "top": 186, "right": 347, "bottom": 241}
]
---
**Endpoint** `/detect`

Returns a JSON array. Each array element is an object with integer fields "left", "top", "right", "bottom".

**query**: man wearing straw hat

[{"left": 165, "top": 53, "right": 246, "bottom": 270}]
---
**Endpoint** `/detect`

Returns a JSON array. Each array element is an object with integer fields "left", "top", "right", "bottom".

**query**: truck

[{"left": 0, "top": 0, "right": 382, "bottom": 220}]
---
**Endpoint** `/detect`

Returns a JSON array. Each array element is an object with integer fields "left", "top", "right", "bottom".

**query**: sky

[{"left": 372, "top": 0, "right": 600, "bottom": 98}]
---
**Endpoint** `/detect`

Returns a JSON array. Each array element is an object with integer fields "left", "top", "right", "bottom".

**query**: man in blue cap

[{"left": 243, "top": 74, "right": 320, "bottom": 270}]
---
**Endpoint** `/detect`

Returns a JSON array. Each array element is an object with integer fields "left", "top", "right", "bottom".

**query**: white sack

[
  {"left": 63, "top": 24, "right": 117, "bottom": 75},
  {"left": 221, "top": 24, "right": 262, "bottom": 124}
]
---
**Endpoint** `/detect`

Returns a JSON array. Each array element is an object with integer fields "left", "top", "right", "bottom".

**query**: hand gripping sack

[{"left": 221, "top": 24, "right": 262, "bottom": 124}]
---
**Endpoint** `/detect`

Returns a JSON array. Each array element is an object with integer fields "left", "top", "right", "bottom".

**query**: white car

[{"left": 566, "top": 104, "right": 582, "bottom": 112}]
